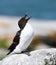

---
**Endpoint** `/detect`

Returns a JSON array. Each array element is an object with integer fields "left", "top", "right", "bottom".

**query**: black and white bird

[{"left": 7, "top": 14, "right": 34, "bottom": 55}]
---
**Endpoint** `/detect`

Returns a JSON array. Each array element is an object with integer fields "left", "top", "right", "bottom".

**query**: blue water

[{"left": 0, "top": 0, "right": 56, "bottom": 20}]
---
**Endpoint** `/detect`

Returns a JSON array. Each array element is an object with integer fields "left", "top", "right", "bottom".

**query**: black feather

[
  {"left": 18, "top": 14, "right": 30, "bottom": 30},
  {"left": 7, "top": 30, "right": 21, "bottom": 55}
]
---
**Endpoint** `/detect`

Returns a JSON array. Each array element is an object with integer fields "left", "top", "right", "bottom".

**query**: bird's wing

[
  {"left": 8, "top": 42, "right": 16, "bottom": 50},
  {"left": 8, "top": 30, "right": 21, "bottom": 50}
]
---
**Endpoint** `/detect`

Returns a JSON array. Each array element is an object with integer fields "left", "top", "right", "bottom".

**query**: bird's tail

[{"left": 7, "top": 51, "right": 11, "bottom": 55}]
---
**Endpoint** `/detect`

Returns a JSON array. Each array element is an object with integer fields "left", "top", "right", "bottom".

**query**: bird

[{"left": 7, "top": 14, "right": 34, "bottom": 55}]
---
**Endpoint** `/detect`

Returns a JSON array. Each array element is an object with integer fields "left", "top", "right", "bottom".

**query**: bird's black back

[{"left": 7, "top": 30, "right": 21, "bottom": 55}]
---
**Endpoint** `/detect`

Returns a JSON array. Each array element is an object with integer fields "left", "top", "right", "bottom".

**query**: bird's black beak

[
  {"left": 24, "top": 14, "right": 27, "bottom": 17},
  {"left": 26, "top": 17, "right": 30, "bottom": 21},
  {"left": 24, "top": 14, "right": 31, "bottom": 21}
]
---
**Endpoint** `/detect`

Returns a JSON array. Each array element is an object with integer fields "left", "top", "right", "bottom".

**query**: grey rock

[{"left": 0, "top": 48, "right": 56, "bottom": 65}]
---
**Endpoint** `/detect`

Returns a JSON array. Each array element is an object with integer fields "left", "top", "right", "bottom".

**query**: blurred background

[{"left": 0, "top": 0, "right": 56, "bottom": 60}]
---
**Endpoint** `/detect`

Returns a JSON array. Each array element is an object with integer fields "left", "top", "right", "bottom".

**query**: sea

[{"left": 0, "top": 0, "right": 56, "bottom": 20}]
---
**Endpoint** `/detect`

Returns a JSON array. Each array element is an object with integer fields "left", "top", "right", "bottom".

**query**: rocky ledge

[{"left": 0, "top": 48, "right": 56, "bottom": 65}]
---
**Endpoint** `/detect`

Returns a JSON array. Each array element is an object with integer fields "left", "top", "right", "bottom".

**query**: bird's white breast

[{"left": 12, "top": 23, "right": 34, "bottom": 54}]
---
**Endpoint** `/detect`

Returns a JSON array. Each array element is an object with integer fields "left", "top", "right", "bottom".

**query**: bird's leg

[
  {"left": 21, "top": 51, "right": 31, "bottom": 56},
  {"left": 10, "top": 51, "right": 31, "bottom": 56}
]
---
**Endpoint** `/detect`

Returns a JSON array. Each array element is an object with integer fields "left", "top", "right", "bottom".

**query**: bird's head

[{"left": 18, "top": 14, "right": 30, "bottom": 30}]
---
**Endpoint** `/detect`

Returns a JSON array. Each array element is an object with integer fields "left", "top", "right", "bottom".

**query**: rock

[
  {"left": 0, "top": 61, "right": 1, "bottom": 65},
  {"left": 0, "top": 48, "right": 8, "bottom": 56},
  {"left": 0, "top": 48, "right": 56, "bottom": 65}
]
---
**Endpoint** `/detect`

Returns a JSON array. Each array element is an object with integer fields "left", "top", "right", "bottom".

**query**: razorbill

[{"left": 7, "top": 14, "right": 34, "bottom": 55}]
